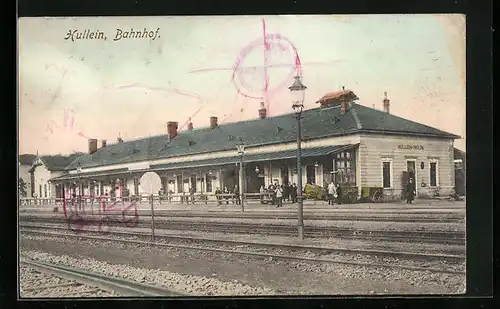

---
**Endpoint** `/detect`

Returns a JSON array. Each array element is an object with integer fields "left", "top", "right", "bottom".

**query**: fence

[{"left": 19, "top": 192, "right": 280, "bottom": 207}]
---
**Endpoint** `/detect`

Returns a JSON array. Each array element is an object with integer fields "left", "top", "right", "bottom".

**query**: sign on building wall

[{"left": 397, "top": 144, "right": 424, "bottom": 150}]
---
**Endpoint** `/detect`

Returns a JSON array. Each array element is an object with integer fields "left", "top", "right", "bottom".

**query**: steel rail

[
  {"left": 20, "top": 223, "right": 466, "bottom": 258},
  {"left": 20, "top": 228, "right": 465, "bottom": 275},
  {"left": 19, "top": 217, "right": 466, "bottom": 245},
  {"left": 19, "top": 210, "right": 465, "bottom": 221},
  {"left": 20, "top": 258, "right": 186, "bottom": 297}
]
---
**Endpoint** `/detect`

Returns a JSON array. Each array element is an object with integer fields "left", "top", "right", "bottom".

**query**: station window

[
  {"left": 382, "top": 160, "right": 392, "bottom": 188},
  {"left": 176, "top": 175, "right": 183, "bottom": 193},
  {"left": 334, "top": 150, "right": 356, "bottom": 185},
  {"left": 430, "top": 161, "right": 439, "bottom": 187},
  {"left": 44, "top": 184, "right": 47, "bottom": 198}
]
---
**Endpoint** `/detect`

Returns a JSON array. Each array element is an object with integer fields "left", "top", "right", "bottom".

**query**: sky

[{"left": 18, "top": 14, "right": 466, "bottom": 155}]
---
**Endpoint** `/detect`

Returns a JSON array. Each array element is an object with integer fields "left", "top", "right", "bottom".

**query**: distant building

[
  {"left": 454, "top": 148, "right": 466, "bottom": 196},
  {"left": 18, "top": 154, "right": 36, "bottom": 197},
  {"left": 29, "top": 153, "right": 84, "bottom": 198}
]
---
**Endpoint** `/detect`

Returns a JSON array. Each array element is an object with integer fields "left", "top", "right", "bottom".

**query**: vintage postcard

[{"left": 18, "top": 15, "right": 466, "bottom": 297}]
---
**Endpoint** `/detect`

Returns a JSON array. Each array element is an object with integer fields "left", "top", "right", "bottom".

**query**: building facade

[
  {"left": 50, "top": 93, "right": 460, "bottom": 202},
  {"left": 30, "top": 153, "right": 85, "bottom": 198}
]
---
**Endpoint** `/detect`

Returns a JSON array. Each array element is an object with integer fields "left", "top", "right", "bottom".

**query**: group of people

[
  {"left": 214, "top": 185, "right": 241, "bottom": 205},
  {"left": 259, "top": 182, "right": 299, "bottom": 208}
]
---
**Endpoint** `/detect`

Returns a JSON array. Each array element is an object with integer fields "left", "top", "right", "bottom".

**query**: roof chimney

[
  {"left": 258, "top": 102, "right": 267, "bottom": 119},
  {"left": 340, "top": 87, "right": 347, "bottom": 115},
  {"left": 187, "top": 120, "right": 193, "bottom": 131},
  {"left": 210, "top": 116, "right": 218, "bottom": 128},
  {"left": 383, "top": 92, "right": 390, "bottom": 113},
  {"left": 167, "top": 121, "right": 179, "bottom": 140},
  {"left": 340, "top": 99, "right": 347, "bottom": 115},
  {"left": 88, "top": 139, "right": 98, "bottom": 154},
  {"left": 101, "top": 139, "right": 107, "bottom": 148},
  {"left": 117, "top": 133, "right": 123, "bottom": 143}
]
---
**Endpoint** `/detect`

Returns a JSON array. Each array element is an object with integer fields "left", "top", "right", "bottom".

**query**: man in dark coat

[
  {"left": 406, "top": 178, "right": 416, "bottom": 204},
  {"left": 268, "top": 183, "right": 276, "bottom": 205},
  {"left": 335, "top": 183, "right": 342, "bottom": 205},
  {"left": 233, "top": 185, "right": 240, "bottom": 205},
  {"left": 290, "top": 183, "right": 298, "bottom": 203},
  {"left": 215, "top": 187, "right": 222, "bottom": 205},
  {"left": 283, "top": 184, "right": 290, "bottom": 203}
]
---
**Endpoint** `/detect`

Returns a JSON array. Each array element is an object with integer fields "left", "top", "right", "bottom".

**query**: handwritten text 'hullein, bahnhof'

[{"left": 64, "top": 28, "right": 161, "bottom": 42}]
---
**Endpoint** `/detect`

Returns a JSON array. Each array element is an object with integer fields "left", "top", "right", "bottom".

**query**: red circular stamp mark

[{"left": 231, "top": 34, "right": 302, "bottom": 101}]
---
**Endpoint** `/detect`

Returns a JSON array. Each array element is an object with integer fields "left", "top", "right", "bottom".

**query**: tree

[{"left": 19, "top": 177, "right": 27, "bottom": 197}]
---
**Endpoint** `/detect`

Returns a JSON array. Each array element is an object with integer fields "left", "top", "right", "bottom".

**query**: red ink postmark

[
  {"left": 190, "top": 18, "right": 303, "bottom": 116},
  {"left": 190, "top": 18, "right": 343, "bottom": 116},
  {"left": 63, "top": 196, "right": 140, "bottom": 233}
]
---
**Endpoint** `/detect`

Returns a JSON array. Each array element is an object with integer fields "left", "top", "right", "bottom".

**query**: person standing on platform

[
  {"left": 406, "top": 178, "right": 416, "bottom": 204},
  {"left": 234, "top": 185, "right": 240, "bottom": 205},
  {"left": 283, "top": 183, "right": 290, "bottom": 203},
  {"left": 327, "top": 181, "right": 336, "bottom": 205},
  {"left": 268, "top": 183, "right": 276, "bottom": 205},
  {"left": 259, "top": 185, "right": 266, "bottom": 204},
  {"left": 335, "top": 183, "right": 342, "bottom": 205},
  {"left": 290, "top": 183, "right": 298, "bottom": 203},
  {"left": 275, "top": 185, "right": 283, "bottom": 208},
  {"left": 223, "top": 186, "right": 230, "bottom": 204},
  {"left": 215, "top": 187, "right": 222, "bottom": 205},
  {"left": 189, "top": 186, "right": 195, "bottom": 205}
]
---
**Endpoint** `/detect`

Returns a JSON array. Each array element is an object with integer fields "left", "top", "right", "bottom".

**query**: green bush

[{"left": 304, "top": 184, "right": 325, "bottom": 200}]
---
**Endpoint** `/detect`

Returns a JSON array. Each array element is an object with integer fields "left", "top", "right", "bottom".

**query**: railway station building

[{"left": 49, "top": 90, "right": 461, "bottom": 202}]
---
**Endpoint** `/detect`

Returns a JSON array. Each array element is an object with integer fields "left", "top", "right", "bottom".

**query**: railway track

[
  {"left": 20, "top": 258, "right": 185, "bottom": 297},
  {"left": 20, "top": 216, "right": 465, "bottom": 245},
  {"left": 20, "top": 211, "right": 465, "bottom": 223},
  {"left": 20, "top": 226, "right": 465, "bottom": 275}
]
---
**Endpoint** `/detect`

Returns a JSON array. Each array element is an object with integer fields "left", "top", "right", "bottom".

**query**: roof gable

[
  {"left": 353, "top": 104, "right": 460, "bottom": 138},
  {"left": 19, "top": 154, "right": 36, "bottom": 165},
  {"left": 40, "top": 152, "right": 85, "bottom": 171}
]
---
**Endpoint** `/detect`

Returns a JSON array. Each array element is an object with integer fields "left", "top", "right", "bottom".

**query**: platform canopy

[{"left": 149, "top": 144, "right": 358, "bottom": 171}]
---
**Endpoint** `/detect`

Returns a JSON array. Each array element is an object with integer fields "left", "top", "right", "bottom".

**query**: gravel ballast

[
  {"left": 20, "top": 234, "right": 466, "bottom": 295},
  {"left": 21, "top": 249, "right": 275, "bottom": 296},
  {"left": 19, "top": 264, "right": 119, "bottom": 298}
]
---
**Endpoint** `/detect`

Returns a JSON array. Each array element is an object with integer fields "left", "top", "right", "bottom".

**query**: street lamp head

[
  {"left": 314, "top": 162, "right": 319, "bottom": 168},
  {"left": 255, "top": 166, "right": 260, "bottom": 173},
  {"left": 289, "top": 75, "right": 307, "bottom": 114},
  {"left": 236, "top": 138, "right": 245, "bottom": 156},
  {"left": 208, "top": 170, "right": 212, "bottom": 176}
]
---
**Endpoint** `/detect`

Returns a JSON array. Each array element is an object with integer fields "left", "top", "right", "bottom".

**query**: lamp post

[
  {"left": 236, "top": 138, "right": 245, "bottom": 212},
  {"left": 289, "top": 74, "right": 307, "bottom": 240},
  {"left": 76, "top": 163, "right": 83, "bottom": 210}
]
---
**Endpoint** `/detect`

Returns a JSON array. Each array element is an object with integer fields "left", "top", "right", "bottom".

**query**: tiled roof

[
  {"left": 454, "top": 148, "right": 466, "bottom": 160},
  {"left": 40, "top": 152, "right": 85, "bottom": 171},
  {"left": 67, "top": 103, "right": 460, "bottom": 170},
  {"left": 19, "top": 154, "right": 37, "bottom": 166}
]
